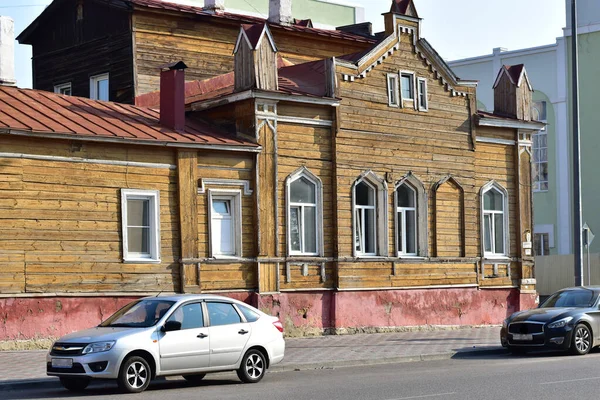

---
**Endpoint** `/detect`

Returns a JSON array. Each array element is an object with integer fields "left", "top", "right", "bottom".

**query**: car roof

[
  {"left": 140, "top": 294, "right": 252, "bottom": 306},
  {"left": 557, "top": 286, "right": 600, "bottom": 294}
]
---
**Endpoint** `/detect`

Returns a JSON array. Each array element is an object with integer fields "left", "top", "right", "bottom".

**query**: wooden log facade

[{"left": 2, "top": 0, "right": 544, "bottom": 342}]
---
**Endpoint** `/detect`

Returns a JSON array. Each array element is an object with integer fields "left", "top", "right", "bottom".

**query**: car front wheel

[
  {"left": 118, "top": 355, "right": 151, "bottom": 393},
  {"left": 571, "top": 323, "right": 592, "bottom": 355},
  {"left": 60, "top": 377, "right": 90, "bottom": 392},
  {"left": 236, "top": 349, "right": 266, "bottom": 383}
]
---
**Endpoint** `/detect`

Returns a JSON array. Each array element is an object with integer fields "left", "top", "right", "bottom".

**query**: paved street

[{"left": 4, "top": 350, "right": 600, "bottom": 400}]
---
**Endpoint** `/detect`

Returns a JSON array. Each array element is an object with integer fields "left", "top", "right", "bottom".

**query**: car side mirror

[{"left": 161, "top": 320, "right": 182, "bottom": 332}]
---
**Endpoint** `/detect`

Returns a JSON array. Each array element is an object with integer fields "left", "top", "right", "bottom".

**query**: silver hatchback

[{"left": 47, "top": 294, "right": 285, "bottom": 393}]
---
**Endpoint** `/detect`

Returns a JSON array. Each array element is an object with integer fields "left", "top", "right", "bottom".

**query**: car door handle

[
  {"left": 197, "top": 333, "right": 208, "bottom": 339},
  {"left": 238, "top": 329, "right": 249, "bottom": 335}
]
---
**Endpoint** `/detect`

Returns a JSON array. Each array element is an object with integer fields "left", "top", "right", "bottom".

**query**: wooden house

[
  {"left": 17, "top": 0, "right": 375, "bottom": 104},
  {"left": 0, "top": 0, "right": 543, "bottom": 343}
]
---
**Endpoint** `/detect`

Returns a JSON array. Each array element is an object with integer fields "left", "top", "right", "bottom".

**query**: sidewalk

[{"left": 0, "top": 326, "right": 503, "bottom": 390}]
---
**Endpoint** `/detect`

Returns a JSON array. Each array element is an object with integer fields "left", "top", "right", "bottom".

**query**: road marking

[
  {"left": 540, "top": 377, "right": 600, "bottom": 385},
  {"left": 387, "top": 393, "right": 456, "bottom": 400}
]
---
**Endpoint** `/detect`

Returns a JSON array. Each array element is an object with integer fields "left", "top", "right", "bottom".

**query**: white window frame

[
  {"left": 417, "top": 77, "right": 428, "bottom": 112},
  {"left": 534, "top": 233, "right": 550, "bottom": 256},
  {"left": 400, "top": 70, "right": 416, "bottom": 109},
  {"left": 121, "top": 189, "right": 161, "bottom": 263},
  {"left": 480, "top": 181, "right": 509, "bottom": 259},
  {"left": 208, "top": 189, "right": 242, "bottom": 258},
  {"left": 387, "top": 73, "right": 399, "bottom": 107},
  {"left": 90, "top": 73, "right": 109, "bottom": 101},
  {"left": 54, "top": 82, "right": 72, "bottom": 96},
  {"left": 352, "top": 171, "right": 388, "bottom": 257},
  {"left": 286, "top": 167, "right": 323, "bottom": 257},
  {"left": 395, "top": 183, "right": 418, "bottom": 256}
]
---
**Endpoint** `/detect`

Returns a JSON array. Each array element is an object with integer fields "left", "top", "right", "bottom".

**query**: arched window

[
  {"left": 286, "top": 168, "right": 322, "bottom": 256},
  {"left": 481, "top": 182, "right": 509, "bottom": 257},
  {"left": 396, "top": 183, "right": 417, "bottom": 255},
  {"left": 352, "top": 171, "right": 388, "bottom": 257}
]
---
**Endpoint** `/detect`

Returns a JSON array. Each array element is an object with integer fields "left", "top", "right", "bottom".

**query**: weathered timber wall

[{"left": 0, "top": 136, "right": 180, "bottom": 294}]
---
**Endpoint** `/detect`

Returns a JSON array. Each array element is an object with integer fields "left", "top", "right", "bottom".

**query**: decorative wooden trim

[
  {"left": 277, "top": 116, "right": 333, "bottom": 126},
  {"left": 394, "top": 172, "right": 428, "bottom": 257},
  {"left": 480, "top": 180, "right": 511, "bottom": 258},
  {"left": 432, "top": 175, "right": 466, "bottom": 258},
  {"left": 0, "top": 151, "right": 176, "bottom": 169},
  {"left": 207, "top": 189, "right": 243, "bottom": 258},
  {"left": 476, "top": 118, "right": 545, "bottom": 130},
  {"left": 198, "top": 178, "right": 253, "bottom": 196},
  {"left": 352, "top": 170, "right": 389, "bottom": 257},
  {"left": 337, "top": 284, "right": 479, "bottom": 292},
  {"left": 476, "top": 137, "right": 516, "bottom": 146}
]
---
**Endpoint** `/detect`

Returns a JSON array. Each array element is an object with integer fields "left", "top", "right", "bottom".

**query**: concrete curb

[{"left": 0, "top": 347, "right": 507, "bottom": 391}]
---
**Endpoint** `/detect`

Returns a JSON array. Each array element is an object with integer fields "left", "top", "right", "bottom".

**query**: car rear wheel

[
  {"left": 60, "top": 377, "right": 90, "bottom": 392},
  {"left": 571, "top": 323, "right": 592, "bottom": 355},
  {"left": 117, "top": 355, "right": 151, "bottom": 393},
  {"left": 183, "top": 373, "right": 206, "bottom": 384},
  {"left": 236, "top": 349, "right": 266, "bottom": 383}
]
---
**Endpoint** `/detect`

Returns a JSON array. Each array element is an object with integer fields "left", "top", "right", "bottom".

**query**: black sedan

[{"left": 501, "top": 286, "right": 600, "bottom": 355}]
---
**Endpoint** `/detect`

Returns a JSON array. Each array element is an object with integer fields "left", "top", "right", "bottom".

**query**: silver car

[{"left": 47, "top": 294, "right": 285, "bottom": 393}]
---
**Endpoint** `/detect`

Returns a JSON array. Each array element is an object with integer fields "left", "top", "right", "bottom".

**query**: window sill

[
  {"left": 212, "top": 255, "right": 243, "bottom": 260},
  {"left": 397, "top": 255, "right": 426, "bottom": 260},
  {"left": 482, "top": 256, "right": 511, "bottom": 261},
  {"left": 123, "top": 258, "right": 161, "bottom": 264}
]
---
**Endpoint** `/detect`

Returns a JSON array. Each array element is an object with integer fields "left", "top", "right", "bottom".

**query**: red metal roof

[
  {"left": 0, "top": 85, "right": 257, "bottom": 150},
  {"left": 127, "top": 0, "right": 376, "bottom": 44}
]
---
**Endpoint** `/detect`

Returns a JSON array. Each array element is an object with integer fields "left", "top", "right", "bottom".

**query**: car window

[
  {"left": 237, "top": 304, "right": 260, "bottom": 322},
  {"left": 100, "top": 299, "right": 175, "bottom": 328},
  {"left": 168, "top": 303, "right": 204, "bottom": 330},
  {"left": 207, "top": 302, "right": 242, "bottom": 326},
  {"left": 540, "top": 290, "right": 597, "bottom": 308}
]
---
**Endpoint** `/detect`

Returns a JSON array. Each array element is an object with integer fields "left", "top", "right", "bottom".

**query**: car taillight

[{"left": 273, "top": 320, "right": 284, "bottom": 333}]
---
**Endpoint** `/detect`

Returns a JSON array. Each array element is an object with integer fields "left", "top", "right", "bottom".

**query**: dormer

[
  {"left": 384, "top": 0, "right": 420, "bottom": 36},
  {"left": 493, "top": 64, "right": 533, "bottom": 121},
  {"left": 233, "top": 23, "right": 279, "bottom": 92}
]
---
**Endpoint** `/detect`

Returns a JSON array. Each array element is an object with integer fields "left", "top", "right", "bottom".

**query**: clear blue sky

[{"left": 1, "top": 0, "right": 566, "bottom": 88}]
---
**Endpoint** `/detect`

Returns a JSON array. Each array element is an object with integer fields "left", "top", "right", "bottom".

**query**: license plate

[
  {"left": 52, "top": 358, "right": 73, "bottom": 368},
  {"left": 513, "top": 333, "right": 533, "bottom": 341}
]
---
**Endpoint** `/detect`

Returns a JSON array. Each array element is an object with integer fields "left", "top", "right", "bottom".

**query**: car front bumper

[
  {"left": 500, "top": 325, "right": 574, "bottom": 351},
  {"left": 46, "top": 350, "right": 123, "bottom": 379}
]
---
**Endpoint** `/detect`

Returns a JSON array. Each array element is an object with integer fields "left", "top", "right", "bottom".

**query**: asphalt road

[{"left": 5, "top": 350, "right": 600, "bottom": 400}]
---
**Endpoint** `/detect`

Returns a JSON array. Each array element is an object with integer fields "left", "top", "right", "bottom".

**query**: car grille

[
  {"left": 47, "top": 362, "right": 86, "bottom": 374},
  {"left": 50, "top": 342, "right": 88, "bottom": 356},
  {"left": 508, "top": 322, "right": 544, "bottom": 334}
]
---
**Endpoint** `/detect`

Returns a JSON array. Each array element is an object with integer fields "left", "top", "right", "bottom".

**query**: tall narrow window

[
  {"left": 354, "top": 181, "right": 377, "bottom": 255},
  {"left": 387, "top": 73, "right": 399, "bottom": 107},
  {"left": 289, "top": 177, "right": 318, "bottom": 255},
  {"left": 209, "top": 191, "right": 242, "bottom": 257},
  {"left": 400, "top": 72, "right": 414, "bottom": 101},
  {"left": 417, "top": 77, "right": 428, "bottom": 111},
  {"left": 534, "top": 233, "right": 549, "bottom": 256},
  {"left": 532, "top": 101, "right": 548, "bottom": 191},
  {"left": 121, "top": 189, "right": 160, "bottom": 262},
  {"left": 90, "top": 73, "right": 109, "bottom": 101},
  {"left": 396, "top": 184, "right": 417, "bottom": 255},
  {"left": 54, "top": 82, "right": 72, "bottom": 96},
  {"left": 482, "top": 185, "right": 507, "bottom": 257}
]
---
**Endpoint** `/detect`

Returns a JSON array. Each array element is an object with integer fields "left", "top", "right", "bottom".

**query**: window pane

[
  {"left": 356, "top": 182, "right": 374, "bottom": 206},
  {"left": 207, "top": 302, "right": 242, "bottom": 326},
  {"left": 303, "top": 206, "right": 317, "bottom": 253},
  {"left": 213, "top": 218, "right": 233, "bottom": 255},
  {"left": 355, "top": 209, "right": 362, "bottom": 252},
  {"left": 290, "top": 207, "right": 301, "bottom": 252},
  {"left": 401, "top": 75, "right": 413, "bottom": 99},
  {"left": 128, "top": 227, "right": 149, "bottom": 253},
  {"left": 397, "top": 184, "right": 415, "bottom": 207},
  {"left": 419, "top": 80, "right": 426, "bottom": 108},
  {"left": 127, "top": 199, "right": 150, "bottom": 227},
  {"left": 484, "top": 189, "right": 503, "bottom": 211},
  {"left": 291, "top": 177, "right": 316, "bottom": 203},
  {"left": 169, "top": 303, "right": 204, "bottom": 330},
  {"left": 484, "top": 214, "right": 492, "bottom": 252},
  {"left": 238, "top": 304, "right": 260, "bottom": 322},
  {"left": 388, "top": 76, "right": 397, "bottom": 104},
  {"left": 406, "top": 210, "right": 417, "bottom": 254},
  {"left": 97, "top": 78, "right": 109, "bottom": 101},
  {"left": 397, "top": 211, "right": 403, "bottom": 254},
  {"left": 365, "top": 208, "right": 376, "bottom": 254},
  {"left": 212, "top": 200, "right": 230, "bottom": 215},
  {"left": 494, "top": 214, "right": 504, "bottom": 254}
]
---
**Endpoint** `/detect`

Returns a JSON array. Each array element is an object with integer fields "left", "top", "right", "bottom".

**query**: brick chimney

[
  {"left": 493, "top": 64, "right": 533, "bottom": 120},
  {"left": 0, "top": 16, "right": 16, "bottom": 86},
  {"left": 159, "top": 61, "right": 187, "bottom": 131},
  {"left": 204, "top": 0, "right": 225, "bottom": 14},
  {"left": 268, "top": 0, "right": 293, "bottom": 26}
]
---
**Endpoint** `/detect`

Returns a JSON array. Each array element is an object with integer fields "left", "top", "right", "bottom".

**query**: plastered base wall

[{"left": 0, "top": 289, "right": 535, "bottom": 342}]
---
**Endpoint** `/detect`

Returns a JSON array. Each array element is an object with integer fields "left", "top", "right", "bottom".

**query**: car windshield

[
  {"left": 99, "top": 299, "right": 176, "bottom": 328},
  {"left": 539, "top": 289, "right": 597, "bottom": 308}
]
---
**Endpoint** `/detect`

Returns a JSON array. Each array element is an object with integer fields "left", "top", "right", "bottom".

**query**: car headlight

[
  {"left": 548, "top": 317, "right": 573, "bottom": 329},
  {"left": 502, "top": 319, "right": 509, "bottom": 329},
  {"left": 82, "top": 341, "right": 116, "bottom": 355}
]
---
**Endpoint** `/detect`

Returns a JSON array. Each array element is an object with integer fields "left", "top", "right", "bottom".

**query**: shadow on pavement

[
  {"left": 451, "top": 346, "right": 600, "bottom": 360},
  {"left": 1, "top": 378, "right": 241, "bottom": 400}
]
